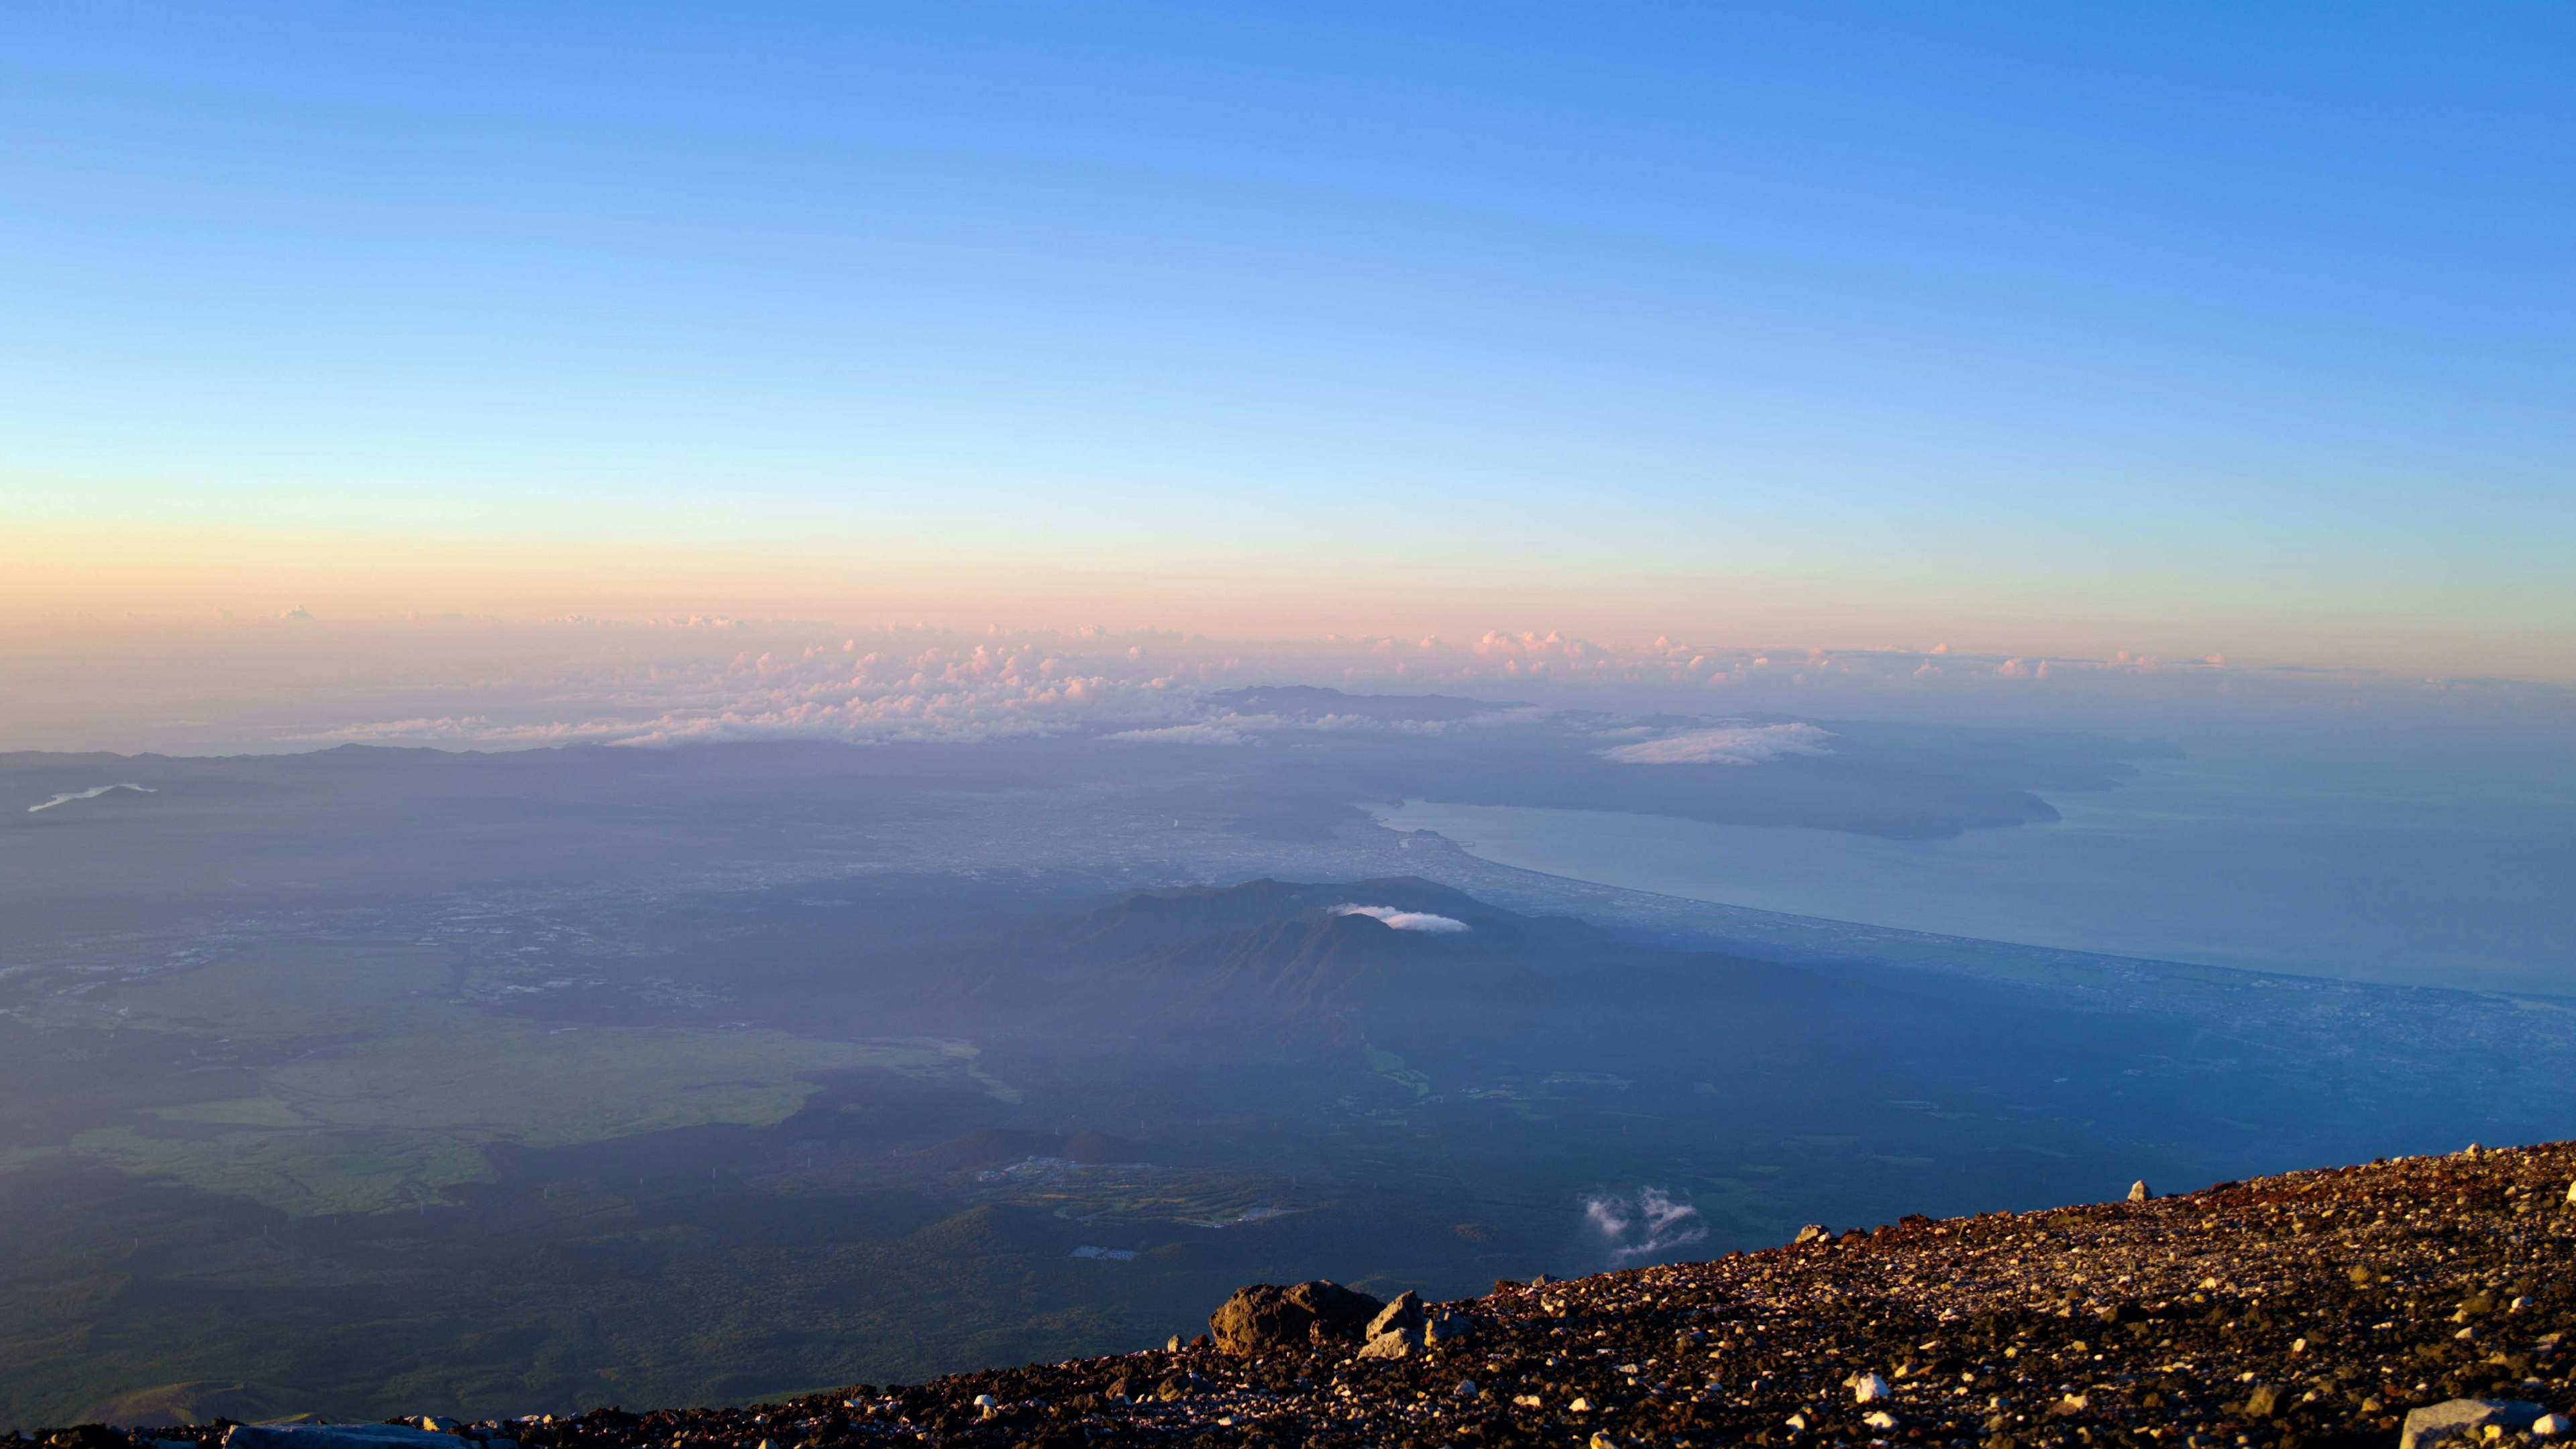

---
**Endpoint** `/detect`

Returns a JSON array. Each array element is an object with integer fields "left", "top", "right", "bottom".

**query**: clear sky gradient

[{"left": 3, "top": 5, "right": 2569, "bottom": 673}]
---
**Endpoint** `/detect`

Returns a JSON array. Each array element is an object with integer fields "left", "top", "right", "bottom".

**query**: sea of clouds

[{"left": 4, "top": 613, "right": 2566, "bottom": 756}]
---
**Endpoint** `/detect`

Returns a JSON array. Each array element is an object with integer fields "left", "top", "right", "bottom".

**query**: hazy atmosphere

[{"left": 1, "top": 5, "right": 2570, "bottom": 1442}]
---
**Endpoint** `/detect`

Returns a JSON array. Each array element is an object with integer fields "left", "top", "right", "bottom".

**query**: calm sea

[{"left": 1374, "top": 740, "right": 2576, "bottom": 996}]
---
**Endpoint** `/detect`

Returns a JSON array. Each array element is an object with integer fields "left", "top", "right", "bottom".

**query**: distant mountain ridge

[{"left": 898, "top": 876, "right": 1825, "bottom": 1050}]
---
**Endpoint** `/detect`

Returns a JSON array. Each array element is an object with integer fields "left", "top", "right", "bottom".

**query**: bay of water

[{"left": 1375, "top": 746, "right": 2576, "bottom": 995}]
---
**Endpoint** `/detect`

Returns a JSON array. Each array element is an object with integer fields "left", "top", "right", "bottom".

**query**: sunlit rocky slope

[{"left": 52, "top": 1140, "right": 2576, "bottom": 1449}]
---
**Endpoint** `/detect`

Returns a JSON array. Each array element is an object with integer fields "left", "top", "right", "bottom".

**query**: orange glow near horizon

[{"left": 6, "top": 519, "right": 2567, "bottom": 685}]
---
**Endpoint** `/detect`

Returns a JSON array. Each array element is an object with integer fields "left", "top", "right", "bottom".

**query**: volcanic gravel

[{"left": 36, "top": 1140, "right": 2576, "bottom": 1449}]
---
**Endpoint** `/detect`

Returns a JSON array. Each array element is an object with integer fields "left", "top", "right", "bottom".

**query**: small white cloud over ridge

[
  {"left": 1329, "top": 904, "right": 1470, "bottom": 933},
  {"left": 29, "top": 783, "right": 156, "bottom": 813},
  {"left": 1597, "top": 722, "right": 1835, "bottom": 766}
]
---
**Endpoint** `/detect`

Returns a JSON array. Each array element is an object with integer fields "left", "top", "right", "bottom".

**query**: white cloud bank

[
  {"left": 1596, "top": 722, "right": 1836, "bottom": 766},
  {"left": 1329, "top": 904, "right": 1470, "bottom": 932}
]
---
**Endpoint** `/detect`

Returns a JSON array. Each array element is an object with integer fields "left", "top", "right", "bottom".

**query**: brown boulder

[{"left": 1209, "top": 1279, "right": 1386, "bottom": 1355}]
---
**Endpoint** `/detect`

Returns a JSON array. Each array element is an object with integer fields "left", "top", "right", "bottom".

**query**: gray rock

[
  {"left": 1356, "top": 1328, "right": 1415, "bottom": 1360},
  {"left": 2400, "top": 1399, "right": 2547, "bottom": 1449},
  {"left": 1208, "top": 1279, "right": 1386, "bottom": 1355},
  {"left": 1793, "top": 1224, "right": 1829, "bottom": 1244},
  {"left": 1366, "top": 1290, "right": 1425, "bottom": 1342},
  {"left": 2129, "top": 1180, "right": 2153, "bottom": 1203}
]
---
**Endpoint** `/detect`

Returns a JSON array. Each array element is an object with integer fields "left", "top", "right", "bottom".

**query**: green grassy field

[{"left": 15, "top": 941, "right": 1013, "bottom": 1216}]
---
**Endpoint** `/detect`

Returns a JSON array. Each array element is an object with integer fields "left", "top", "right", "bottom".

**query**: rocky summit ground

[{"left": 25, "top": 1141, "right": 2576, "bottom": 1449}]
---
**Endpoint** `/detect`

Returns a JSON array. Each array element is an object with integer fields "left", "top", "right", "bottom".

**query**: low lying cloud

[
  {"left": 1597, "top": 722, "right": 1835, "bottom": 766},
  {"left": 1582, "top": 1186, "right": 1709, "bottom": 1264},
  {"left": 28, "top": 783, "right": 156, "bottom": 813},
  {"left": 1102, "top": 722, "right": 1250, "bottom": 746},
  {"left": 1329, "top": 904, "right": 1470, "bottom": 933}
]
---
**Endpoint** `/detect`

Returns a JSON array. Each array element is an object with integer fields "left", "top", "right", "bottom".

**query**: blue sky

[{"left": 2, "top": 5, "right": 2570, "bottom": 668}]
